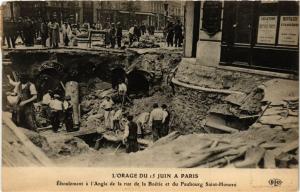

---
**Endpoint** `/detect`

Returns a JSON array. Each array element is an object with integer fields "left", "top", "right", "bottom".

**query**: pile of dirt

[
  {"left": 170, "top": 88, "right": 225, "bottom": 134},
  {"left": 175, "top": 60, "right": 270, "bottom": 93}
]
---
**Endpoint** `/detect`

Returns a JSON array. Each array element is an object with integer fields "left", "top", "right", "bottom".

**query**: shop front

[
  {"left": 221, "top": 1, "right": 299, "bottom": 73},
  {"left": 184, "top": 1, "right": 299, "bottom": 74}
]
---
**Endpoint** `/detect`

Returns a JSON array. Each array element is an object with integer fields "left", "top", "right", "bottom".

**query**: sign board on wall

[
  {"left": 278, "top": 16, "right": 299, "bottom": 46},
  {"left": 257, "top": 16, "right": 277, "bottom": 44}
]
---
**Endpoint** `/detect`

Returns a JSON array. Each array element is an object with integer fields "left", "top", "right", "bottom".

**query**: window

[{"left": 256, "top": 1, "right": 299, "bottom": 46}]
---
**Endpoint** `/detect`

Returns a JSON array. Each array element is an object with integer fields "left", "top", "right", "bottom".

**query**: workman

[
  {"left": 161, "top": 104, "right": 171, "bottom": 137},
  {"left": 118, "top": 81, "right": 127, "bottom": 103},
  {"left": 100, "top": 96, "right": 114, "bottom": 128},
  {"left": 136, "top": 112, "right": 150, "bottom": 139},
  {"left": 148, "top": 103, "right": 164, "bottom": 142},
  {"left": 42, "top": 90, "right": 53, "bottom": 105},
  {"left": 63, "top": 95, "right": 74, "bottom": 132},
  {"left": 41, "top": 90, "right": 54, "bottom": 123},
  {"left": 111, "top": 107, "right": 124, "bottom": 132},
  {"left": 11, "top": 73, "right": 37, "bottom": 130},
  {"left": 49, "top": 94, "right": 63, "bottom": 132},
  {"left": 123, "top": 115, "right": 139, "bottom": 153}
]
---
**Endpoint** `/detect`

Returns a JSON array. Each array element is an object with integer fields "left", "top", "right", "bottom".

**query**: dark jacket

[
  {"left": 116, "top": 26, "right": 122, "bottom": 38},
  {"left": 128, "top": 121, "right": 138, "bottom": 140}
]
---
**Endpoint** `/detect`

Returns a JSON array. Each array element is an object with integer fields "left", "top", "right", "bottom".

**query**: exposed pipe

[{"left": 171, "top": 78, "right": 244, "bottom": 95}]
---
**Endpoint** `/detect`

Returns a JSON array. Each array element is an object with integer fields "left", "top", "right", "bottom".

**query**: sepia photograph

[{"left": 1, "top": 0, "right": 299, "bottom": 191}]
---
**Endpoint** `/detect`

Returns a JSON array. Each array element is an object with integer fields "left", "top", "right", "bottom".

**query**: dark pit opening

[
  {"left": 127, "top": 70, "right": 149, "bottom": 95},
  {"left": 76, "top": 133, "right": 125, "bottom": 150},
  {"left": 35, "top": 69, "right": 64, "bottom": 100},
  {"left": 111, "top": 67, "right": 126, "bottom": 89}
]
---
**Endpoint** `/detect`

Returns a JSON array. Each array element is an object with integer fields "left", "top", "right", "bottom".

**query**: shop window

[{"left": 256, "top": 1, "right": 299, "bottom": 46}]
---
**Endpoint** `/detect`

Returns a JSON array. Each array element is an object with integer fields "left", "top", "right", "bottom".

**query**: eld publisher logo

[{"left": 268, "top": 178, "right": 283, "bottom": 187}]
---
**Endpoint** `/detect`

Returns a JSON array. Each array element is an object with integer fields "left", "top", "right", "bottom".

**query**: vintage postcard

[{"left": 1, "top": 1, "right": 298, "bottom": 191}]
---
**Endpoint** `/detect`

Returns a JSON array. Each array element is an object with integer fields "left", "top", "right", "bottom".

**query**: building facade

[
  {"left": 184, "top": 1, "right": 299, "bottom": 73},
  {"left": 95, "top": 1, "right": 184, "bottom": 30},
  {"left": 3, "top": 1, "right": 184, "bottom": 30}
]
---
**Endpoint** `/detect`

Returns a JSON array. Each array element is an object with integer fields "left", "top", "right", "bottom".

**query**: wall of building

[
  {"left": 184, "top": 2, "right": 195, "bottom": 57},
  {"left": 196, "top": 2, "right": 224, "bottom": 67}
]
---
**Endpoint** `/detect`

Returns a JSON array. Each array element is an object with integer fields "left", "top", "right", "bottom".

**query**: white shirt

[
  {"left": 10, "top": 81, "right": 37, "bottom": 95},
  {"left": 42, "top": 93, "right": 52, "bottom": 105},
  {"left": 63, "top": 100, "right": 72, "bottom": 110},
  {"left": 123, "top": 121, "right": 129, "bottom": 139},
  {"left": 136, "top": 112, "right": 150, "bottom": 125},
  {"left": 149, "top": 108, "right": 164, "bottom": 127},
  {"left": 162, "top": 110, "right": 169, "bottom": 123},
  {"left": 118, "top": 83, "right": 127, "bottom": 93},
  {"left": 112, "top": 109, "right": 123, "bottom": 121},
  {"left": 101, "top": 99, "right": 114, "bottom": 110},
  {"left": 49, "top": 99, "right": 63, "bottom": 110},
  {"left": 129, "top": 27, "right": 134, "bottom": 34}
]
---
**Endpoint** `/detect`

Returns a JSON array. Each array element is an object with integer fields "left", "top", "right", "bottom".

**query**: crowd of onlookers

[
  {"left": 3, "top": 17, "right": 183, "bottom": 49},
  {"left": 3, "top": 17, "right": 74, "bottom": 48},
  {"left": 164, "top": 20, "right": 184, "bottom": 47}
]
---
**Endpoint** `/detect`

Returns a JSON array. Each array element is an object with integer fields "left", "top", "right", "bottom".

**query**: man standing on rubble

[
  {"left": 49, "top": 94, "right": 63, "bottom": 133},
  {"left": 123, "top": 115, "right": 139, "bottom": 153},
  {"left": 149, "top": 103, "right": 164, "bottom": 141},
  {"left": 161, "top": 104, "right": 171, "bottom": 137},
  {"left": 118, "top": 81, "right": 128, "bottom": 105},
  {"left": 12, "top": 73, "right": 37, "bottom": 130},
  {"left": 111, "top": 107, "right": 124, "bottom": 132},
  {"left": 136, "top": 112, "right": 150, "bottom": 139},
  {"left": 63, "top": 95, "right": 74, "bottom": 132},
  {"left": 101, "top": 96, "right": 114, "bottom": 129},
  {"left": 41, "top": 90, "right": 54, "bottom": 123}
]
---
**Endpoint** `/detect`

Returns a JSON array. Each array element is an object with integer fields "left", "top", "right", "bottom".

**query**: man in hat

[
  {"left": 148, "top": 103, "right": 164, "bottom": 141},
  {"left": 123, "top": 115, "right": 139, "bottom": 153},
  {"left": 49, "top": 94, "right": 63, "bottom": 132},
  {"left": 136, "top": 112, "right": 150, "bottom": 139},
  {"left": 100, "top": 96, "right": 114, "bottom": 129},
  {"left": 62, "top": 21, "right": 71, "bottom": 46},
  {"left": 51, "top": 18, "right": 60, "bottom": 48},
  {"left": 109, "top": 23, "right": 116, "bottom": 48},
  {"left": 116, "top": 22, "right": 122, "bottom": 48},
  {"left": 161, "top": 104, "right": 171, "bottom": 137},
  {"left": 111, "top": 107, "right": 124, "bottom": 132}
]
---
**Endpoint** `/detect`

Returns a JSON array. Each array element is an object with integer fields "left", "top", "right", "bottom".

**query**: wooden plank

[
  {"left": 263, "top": 150, "right": 276, "bottom": 168},
  {"left": 260, "top": 142, "right": 285, "bottom": 149},
  {"left": 234, "top": 146, "right": 265, "bottom": 168},
  {"left": 271, "top": 140, "right": 298, "bottom": 157}
]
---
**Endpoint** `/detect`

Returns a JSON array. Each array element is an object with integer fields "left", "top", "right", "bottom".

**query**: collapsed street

[{"left": 3, "top": 46, "right": 298, "bottom": 168}]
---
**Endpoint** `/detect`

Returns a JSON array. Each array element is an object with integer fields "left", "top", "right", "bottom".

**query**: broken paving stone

[{"left": 259, "top": 115, "right": 298, "bottom": 127}]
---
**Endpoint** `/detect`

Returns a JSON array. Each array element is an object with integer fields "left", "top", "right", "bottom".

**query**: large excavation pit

[{"left": 5, "top": 48, "right": 293, "bottom": 168}]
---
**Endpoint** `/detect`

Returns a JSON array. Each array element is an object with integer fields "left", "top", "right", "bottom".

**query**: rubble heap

[{"left": 131, "top": 126, "right": 297, "bottom": 168}]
